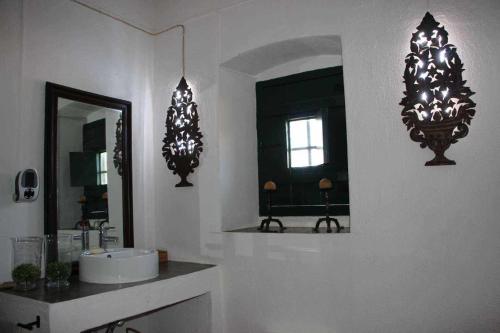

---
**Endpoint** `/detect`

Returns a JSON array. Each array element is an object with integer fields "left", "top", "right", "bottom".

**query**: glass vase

[
  {"left": 45, "top": 234, "right": 73, "bottom": 288},
  {"left": 11, "top": 237, "right": 43, "bottom": 291}
]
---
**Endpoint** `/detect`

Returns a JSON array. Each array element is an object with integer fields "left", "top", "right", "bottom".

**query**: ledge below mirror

[{"left": 226, "top": 226, "right": 351, "bottom": 234}]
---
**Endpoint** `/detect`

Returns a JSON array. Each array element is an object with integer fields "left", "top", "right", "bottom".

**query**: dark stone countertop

[{"left": 0, "top": 261, "right": 215, "bottom": 304}]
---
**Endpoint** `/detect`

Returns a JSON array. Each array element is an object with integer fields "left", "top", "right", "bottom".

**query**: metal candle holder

[
  {"left": 313, "top": 178, "right": 342, "bottom": 233},
  {"left": 258, "top": 181, "right": 285, "bottom": 233}
]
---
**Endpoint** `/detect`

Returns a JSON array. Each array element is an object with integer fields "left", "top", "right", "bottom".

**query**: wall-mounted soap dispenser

[{"left": 13, "top": 168, "right": 39, "bottom": 202}]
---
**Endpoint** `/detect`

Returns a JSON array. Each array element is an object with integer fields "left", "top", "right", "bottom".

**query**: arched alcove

[
  {"left": 218, "top": 35, "right": 348, "bottom": 231},
  {"left": 221, "top": 35, "right": 342, "bottom": 75}
]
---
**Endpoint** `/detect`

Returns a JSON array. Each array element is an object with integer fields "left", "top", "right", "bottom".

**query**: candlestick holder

[
  {"left": 258, "top": 181, "right": 285, "bottom": 233},
  {"left": 313, "top": 178, "right": 343, "bottom": 233}
]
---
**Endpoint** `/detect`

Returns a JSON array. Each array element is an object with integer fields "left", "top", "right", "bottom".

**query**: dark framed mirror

[
  {"left": 44, "top": 82, "right": 133, "bottom": 263},
  {"left": 256, "top": 67, "right": 349, "bottom": 217}
]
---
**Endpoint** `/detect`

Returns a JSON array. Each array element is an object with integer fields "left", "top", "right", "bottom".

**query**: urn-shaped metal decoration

[
  {"left": 162, "top": 77, "right": 203, "bottom": 187},
  {"left": 400, "top": 12, "right": 475, "bottom": 166}
]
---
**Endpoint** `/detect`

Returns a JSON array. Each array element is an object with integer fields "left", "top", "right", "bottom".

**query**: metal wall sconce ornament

[
  {"left": 258, "top": 181, "right": 285, "bottom": 233},
  {"left": 400, "top": 12, "right": 475, "bottom": 166},
  {"left": 113, "top": 115, "right": 123, "bottom": 176},
  {"left": 313, "top": 178, "right": 342, "bottom": 233},
  {"left": 162, "top": 77, "right": 203, "bottom": 187},
  {"left": 161, "top": 25, "right": 203, "bottom": 187}
]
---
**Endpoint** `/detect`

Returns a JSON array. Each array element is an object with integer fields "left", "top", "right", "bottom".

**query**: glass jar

[
  {"left": 11, "top": 237, "right": 43, "bottom": 291},
  {"left": 45, "top": 234, "right": 73, "bottom": 288}
]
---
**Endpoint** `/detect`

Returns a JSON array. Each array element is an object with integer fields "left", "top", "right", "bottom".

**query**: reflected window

[
  {"left": 97, "top": 152, "right": 108, "bottom": 185},
  {"left": 256, "top": 66, "right": 349, "bottom": 216},
  {"left": 288, "top": 118, "right": 324, "bottom": 168}
]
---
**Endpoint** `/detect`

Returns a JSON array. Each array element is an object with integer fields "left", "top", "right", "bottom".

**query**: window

[
  {"left": 287, "top": 117, "right": 324, "bottom": 168},
  {"left": 256, "top": 66, "right": 349, "bottom": 216},
  {"left": 97, "top": 152, "right": 108, "bottom": 185}
]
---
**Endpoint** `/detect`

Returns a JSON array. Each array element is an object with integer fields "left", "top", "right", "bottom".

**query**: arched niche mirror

[
  {"left": 218, "top": 35, "right": 350, "bottom": 232},
  {"left": 44, "top": 82, "right": 133, "bottom": 263}
]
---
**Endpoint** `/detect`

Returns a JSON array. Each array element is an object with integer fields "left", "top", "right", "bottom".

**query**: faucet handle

[{"left": 97, "top": 220, "right": 114, "bottom": 231}]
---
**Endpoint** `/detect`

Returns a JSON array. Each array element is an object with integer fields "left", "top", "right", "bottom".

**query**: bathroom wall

[
  {"left": 0, "top": 0, "right": 156, "bottom": 281},
  {"left": 151, "top": 0, "right": 500, "bottom": 332},
  {"left": 78, "top": 0, "right": 157, "bottom": 32},
  {"left": 0, "top": 0, "right": 36, "bottom": 282},
  {"left": 218, "top": 67, "right": 258, "bottom": 232}
]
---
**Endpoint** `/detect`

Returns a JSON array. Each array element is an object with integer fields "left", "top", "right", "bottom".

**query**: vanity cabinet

[{"left": 0, "top": 262, "right": 220, "bottom": 333}]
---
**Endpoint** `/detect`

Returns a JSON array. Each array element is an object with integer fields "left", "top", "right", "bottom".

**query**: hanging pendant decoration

[
  {"left": 113, "top": 115, "right": 123, "bottom": 176},
  {"left": 162, "top": 77, "right": 203, "bottom": 187},
  {"left": 400, "top": 12, "right": 475, "bottom": 166}
]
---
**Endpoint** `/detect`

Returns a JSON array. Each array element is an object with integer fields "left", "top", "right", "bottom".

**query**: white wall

[
  {"left": 78, "top": 0, "right": 157, "bottom": 33},
  {"left": 0, "top": 0, "right": 30, "bottom": 283},
  {"left": 218, "top": 67, "right": 258, "bottom": 232},
  {"left": 151, "top": 0, "right": 500, "bottom": 332},
  {"left": 0, "top": 0, "right": 155, "bottom": 281}
]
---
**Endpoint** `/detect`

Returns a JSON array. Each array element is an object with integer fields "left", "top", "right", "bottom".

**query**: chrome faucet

[
  {"left": 98, "top": 221, "right": 119, "bottom": 250},
  {"left": 73, "top": 221, "right": 90, "bottom": 253}
]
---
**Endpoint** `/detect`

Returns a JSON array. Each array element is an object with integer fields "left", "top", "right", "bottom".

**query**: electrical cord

[
  {"left": 69, "top": 0, "right": 185, "bottom": 76},
  {"left": 126, "top": 328, "right": 142, "bottom": 333}
]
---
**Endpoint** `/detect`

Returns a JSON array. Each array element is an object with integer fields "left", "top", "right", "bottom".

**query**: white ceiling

[
  {"left": 70, "top": 1, "right": 343, "bottom": 77},
  {"left": 73, "top": 0, "right": 250, "bottom": 33}
]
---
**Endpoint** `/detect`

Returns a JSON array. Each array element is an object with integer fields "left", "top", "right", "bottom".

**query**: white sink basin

[{"left": 79, "top": 248, "right": 159, "bottom": 284}]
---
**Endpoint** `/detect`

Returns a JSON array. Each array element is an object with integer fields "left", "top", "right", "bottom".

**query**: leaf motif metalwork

[
  {"left": 113, "top": 115, "right": 123, "bottom": 176},
  {"left": 400, "top": 12, "right": 475, "bottom": 165},
  {"left": 162, "top": 77, "right": 203, "bottom": 187}
]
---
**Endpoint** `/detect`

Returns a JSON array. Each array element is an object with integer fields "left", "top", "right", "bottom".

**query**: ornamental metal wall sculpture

[
  {"left": 162, "top": 77, "right": 203, "bottom": 187},
  {"left": 400, "top": 12, "right": 475, "bottom": 165},
  {"left": 113, "top": 115, "right": 123, "bottom": 176}
]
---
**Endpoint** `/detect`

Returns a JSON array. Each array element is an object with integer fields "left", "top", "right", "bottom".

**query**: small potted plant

[
  {"left": 46, "top": 261, "right": 71, "bottom": 288},
  {"left": 12, "top": 263, "right": 41, "bottom": 291}
]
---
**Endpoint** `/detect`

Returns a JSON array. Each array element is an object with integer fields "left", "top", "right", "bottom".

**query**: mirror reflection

[
  {"left": 256, "top": 66, "right": 349, "bottom": 217},
  {"left": 57, "top": 98, "right": 123, "bottom": 252}
]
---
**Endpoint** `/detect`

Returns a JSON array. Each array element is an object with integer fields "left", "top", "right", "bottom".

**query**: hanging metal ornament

[
  {"left": 400, "top": 12, "right": 475, "bottom": 165},
  {"left": 113, "top": 115, "right": 123, "bottom": 176},
  {"left": 162, "top": 26, "right": 203, "bottom": 187}
]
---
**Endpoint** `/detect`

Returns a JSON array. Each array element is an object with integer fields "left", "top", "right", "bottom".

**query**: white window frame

[
  {"left": 286, "top": 117, "right": 324, "bottom": 168},
  {"left": 96, "top": 151, "right": 108, "bottom": 185}
]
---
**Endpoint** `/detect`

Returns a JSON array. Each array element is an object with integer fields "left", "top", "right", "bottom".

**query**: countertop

[{"left": 0, "top": 261, "right": 214, "bottom": 304}]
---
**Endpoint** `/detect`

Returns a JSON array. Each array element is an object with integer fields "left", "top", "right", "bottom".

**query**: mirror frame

[{"left": 44, "top": 82, "right": 134, "bottom": 247}]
